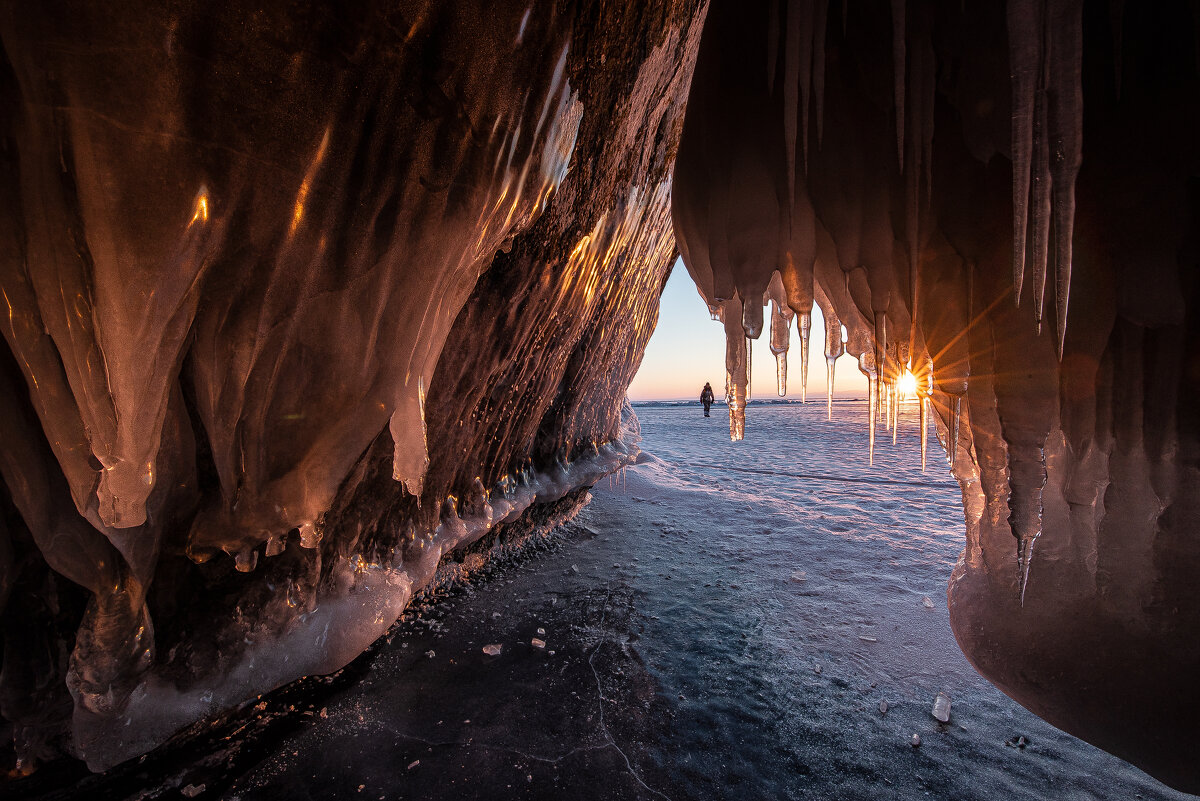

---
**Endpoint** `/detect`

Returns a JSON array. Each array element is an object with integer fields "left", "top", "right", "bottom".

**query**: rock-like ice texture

[
  {"left": 0, "top": 0, "right": 703, "bottom": 772},
  {"left": 672, "top": 0, "right": 1200, "bottom": 791}
]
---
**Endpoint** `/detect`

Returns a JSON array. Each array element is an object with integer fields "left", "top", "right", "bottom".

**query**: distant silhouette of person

[{"left": 700, "top": 382, "right": 714, "bottom": 417}]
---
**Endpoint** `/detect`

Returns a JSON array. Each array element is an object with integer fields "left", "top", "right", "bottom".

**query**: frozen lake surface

[{"left": 15, "top": 401, "right": 1188, "bottom": 800}]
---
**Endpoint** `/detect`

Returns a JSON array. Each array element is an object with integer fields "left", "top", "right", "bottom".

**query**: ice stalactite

[
  {"left": 1006, "top": 0, "right": 1083, "bottom": 353},
  {"left": 816, "top": 284, "right": 844, "bottom": 420},
  {"left": 768, "top": 272, "right": 795, "bottom": 396},
  {"left": 1008, "top": 0, "right": 1040, "bottom": 303},
  {"left": 799, "top": 312, "right": 811, "bottom": 401},
  {"left": 1046, "top": 0, "right": 1083, "bottom": 356},
  {"left": 859, "top": 351, "right": 879, "bottom": 466},
  {"left": 722, "top": 296, "right": 750, "bottom": 442},
  {"left": 771, "top": 303, "right": 789, "bottom": 396}
]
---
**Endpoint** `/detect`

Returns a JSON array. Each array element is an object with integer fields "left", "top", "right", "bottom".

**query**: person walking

[{"left": 700, "top": 382, "right": 715, "bottom": 417}]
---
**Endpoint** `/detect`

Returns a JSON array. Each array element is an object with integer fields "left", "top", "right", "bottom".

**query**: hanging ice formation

[
  {"left": 0, "top": 0, "right": 703, "bottom": 775},
  {"left": 673, "top": 0, "right": 1200, "bottom": 792}
]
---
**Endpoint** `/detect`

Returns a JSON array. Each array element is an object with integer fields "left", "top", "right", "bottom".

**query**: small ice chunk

[
  {"left": 570, "top": 565, "right": 579, "bottom": 574},
  {"left": 911, "top": 733, "right": 921, "bottom": 747},
  {"left": 425, "top": 650, "right": 436, "bottom": 659},
  {"left": 813, "top": 663, "right": 822, "bottom": 675},
  {"left": 531, "top": 638, "right": 546, "bottom": 649},
  {"left": 922, "top": 596, "right": 935, "bottom": 609},
  {"left": 858, "top": 635, "right": 877, "bottom": 642},
  {"left": 932, "top": 692, "right": 952, "bottom": 722},
  {"left": 790, "top": 571, "right": 807, "bottom": 583},
  {"left": 879, "top": 700, "right": 889, "bottom": 715},
  {"left": 181, "top": 785, "right": 205, "bottom": 798},
  {"left": 320, "top": 707, "right": 328, "bottom": 719},
  {"left": 483, "top": 644, "right": 503, "bottom": 656},
  {"left": 407, "top": 759, "right": 420, "bottom": 770},
  {"left": 537, "top": 627, "right": 546, "bottom": 636}
]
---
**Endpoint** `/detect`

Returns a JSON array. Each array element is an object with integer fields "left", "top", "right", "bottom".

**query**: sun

[{"left": 897, "top": 370, "right": 919, "bottom": 399}]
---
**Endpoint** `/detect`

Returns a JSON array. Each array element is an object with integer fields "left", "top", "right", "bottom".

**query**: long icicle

[
  {"left": 799, "top": 312, "right": 811, "bottom": 402},
  {"left": 869, "top": 374, "right": 879, "bottom": 465},
  {"left": 769, "top": 298, "right": 792, "bottom": 396},
  {"left": 1048, "top": 0, "right": 1084, "bottom": 356},
  {"left": 1007, "top": 0, "right": 1042, "bottom": 304},
  {"left": 1030, "top": 5, "right": 1053, "bottom": 334},
  {"left": 826, "top": 355, "right": 836, "bottom": 419}
]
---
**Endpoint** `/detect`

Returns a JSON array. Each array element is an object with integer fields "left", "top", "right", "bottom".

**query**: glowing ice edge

[{"left": 83, "top": 413, "right": 641, "bottom": 770}]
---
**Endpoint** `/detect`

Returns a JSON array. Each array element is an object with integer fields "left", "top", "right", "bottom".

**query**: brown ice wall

[{"left": 0, "top": 0, "right": 703, "bottom": 772}]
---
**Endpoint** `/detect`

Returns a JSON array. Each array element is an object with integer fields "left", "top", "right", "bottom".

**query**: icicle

[
  {"left": 1030, "top": 81, "right": 1052, "bottom": 335},
  {"left": 826, "top": 356, "right": 836, "bottom": 420},
  {"left": 1017, "top": 526, "right": 1038, "bottom": 604},
  {"left": 860, "top": 352, "right": 878, "bottom": 465},
  {"left": 1048, "top": 0, "right": 1083, "bottom": 356},
  {"left": 747, "top": 337, "right": 753, "bottom": 402},
  {"left": 1007, "top": 0, "right": 1041, "bottom": 304},
  {"left": 869, "top": 374, "right": 879, "bottom": 465},
  {"left": 873, "top": 312, "right": 889, "bottom": 429},
  {"left": 723, "top": 299, "right": 749, "bottom": 442},
  {"left": 799, "top": 312, "right": 811, "bottom": 402},
  {"left": 890, "top": 0, "right": 906, "bottom": 171},
  {"left": 769, "top": 299, "right": 792, "bottom": 397},
  {"left": 919, "top": 395, "right": 928, "bottom": 471},
  {"left": 885, "top": 381, "right": 893, "bottom": 431},
  {"left": 822, "top": 302, "right": 844, "bottom": 420}
]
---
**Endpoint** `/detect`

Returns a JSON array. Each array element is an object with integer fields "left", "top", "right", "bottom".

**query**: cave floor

[{"left": 11, "top": 403, "right": 1189, "bottom": 801}]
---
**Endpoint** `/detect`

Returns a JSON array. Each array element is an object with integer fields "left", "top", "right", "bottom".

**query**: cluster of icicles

[
  {"left": 719, "top": 275, "right": 957, "bottom": 476},
  {"left": 677, "top": 0, "right": 1081, "bottom": 471}
]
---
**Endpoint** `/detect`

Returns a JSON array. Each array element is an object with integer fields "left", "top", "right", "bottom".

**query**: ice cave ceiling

[{"left": 0, "top": 0, "right": 1197, "bottom": 793}]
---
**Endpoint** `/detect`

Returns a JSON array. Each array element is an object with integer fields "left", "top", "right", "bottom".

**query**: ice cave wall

[
  {"left": 672, "top": 0, "right": 1200, "bottom": 791},
  {"left": 0, "top": 0, "right": 703, "bottom": 772}
]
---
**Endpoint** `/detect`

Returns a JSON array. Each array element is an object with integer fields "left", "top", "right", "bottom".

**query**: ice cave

[{"left": 0, "top": 0, "right": 1198, "bottom": 797}]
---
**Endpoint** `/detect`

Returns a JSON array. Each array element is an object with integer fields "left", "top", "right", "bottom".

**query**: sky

[{"left": 628, "top": 259, "right": 869, "bottom": 401}]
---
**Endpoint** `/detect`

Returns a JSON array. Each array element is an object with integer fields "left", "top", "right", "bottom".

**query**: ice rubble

[
  {"left": 0, "top": 0, "right": 702, "bottom": 772},
  {"left": 672, "top": 0, "right": 1200, "bottom": 791}
]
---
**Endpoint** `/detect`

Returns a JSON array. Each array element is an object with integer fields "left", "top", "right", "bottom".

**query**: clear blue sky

[{"left": 628, "top": 259, "right": 869, "bottom": 401}]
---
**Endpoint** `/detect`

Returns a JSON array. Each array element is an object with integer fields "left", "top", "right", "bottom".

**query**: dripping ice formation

[
  {"left": 0, "top": 0, "right": 702, "bottom": 773},
  {"left": 672, "top": 0, "right": 1200, "bottom": 792},
  {"left": 0, "top": 0, "right": 1198, "bottom": 795}
]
